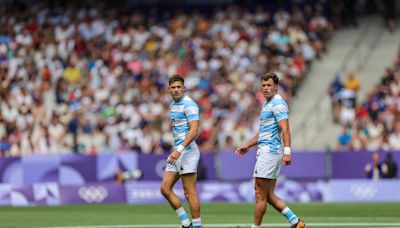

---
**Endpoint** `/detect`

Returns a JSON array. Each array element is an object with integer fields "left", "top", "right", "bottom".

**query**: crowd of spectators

[
  {"left": 364, "top": 152, "right": 398, "bottom": 180},
  {"left": 332, "top": 49, "right": 400, "bottom": 152},
  {"left": 0, "top": 1, "right": 336, "bottom": 156}
]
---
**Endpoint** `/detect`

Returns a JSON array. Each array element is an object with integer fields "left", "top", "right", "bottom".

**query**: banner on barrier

[
  {"left": 2, "top": 179, "right": 400, "bottom": 206},
  {"left": 1, "top": 152, "right": 400, "bottom": 184},
  {"left": 325, "top": 179, "right": 400, "bottom": 202},
  {"left": 61, "top": 183, "right": 126, "bottom": 204}
]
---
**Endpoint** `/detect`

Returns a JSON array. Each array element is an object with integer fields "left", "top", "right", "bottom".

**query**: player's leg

[
  {"left": 266, "top": 176, "right": 305, "bottom": 227},
  {"left": 181, "top": 173, "right": 201, "bottom": 227},
  {"left": 180, "top": 145, "right": 201, "bottom": 228},
  {"left": 265, "top": 178, "right": 287, "bottom": 211},
  {"left": 252, "top": 151, "right": 281, "bottom": 228},
  {"left": 160, "top": 171, "right": 191, "bottom": 227},
  {"left": 160, "top": 171, "right": 181, "bottom": 208},
  {"left": 252, "top": 177, "right": 269, "bottom": 227}
]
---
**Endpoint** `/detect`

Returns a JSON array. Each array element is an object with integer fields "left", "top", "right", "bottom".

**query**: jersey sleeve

[
  {"left": 184, "top": 102, "right": 199, "bottom": 122},
  {"left": 272, "top": 101, "right": 288, "bottom": 122}
]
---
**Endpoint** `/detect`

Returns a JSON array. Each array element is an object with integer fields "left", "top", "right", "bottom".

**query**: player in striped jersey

[
  {"left": 160, "top": 75, "right": 202, "bottom": 228},
  {"left": 235, "top": 73, "right": 305, "bottom": 228}
]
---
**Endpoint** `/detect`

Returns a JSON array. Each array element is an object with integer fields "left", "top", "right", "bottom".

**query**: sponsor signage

[
  {"left": 1, "top": 179, "right": 400, "bottom": 206},
  {"left": 125, "top": 182, "right": 185, "bottom": 204},
  {"left": 325, "top": 179, "right": 400, "bottom": 202},
  {"left": 60, "top": 183, "right": 126, "bottom": 204}
]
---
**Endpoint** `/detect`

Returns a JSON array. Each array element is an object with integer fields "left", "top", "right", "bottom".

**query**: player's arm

[
  {"left": 235, "top": 132, "right": 259, "bottom": 156},
  {"left": 273, "top": 101, "right": 291, "bottom": 165},
  {"left": 180, "top": 120, "right": 199, "bottom": 148},
  {"left": 278, "top": 118, "right": 292, "bottom": 165},
  {"left": 279, "top": 119, "right": 290, "bottom": 149}
]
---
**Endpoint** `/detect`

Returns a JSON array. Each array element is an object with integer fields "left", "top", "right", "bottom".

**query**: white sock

[
  {"left": 192, "top": 217, "right": 201, "bottom": 227},
  {"left": 251, "top": 224, "right": 260, "bottom": 228},
  {"left": 281, "top": 207, "right": 299, "bottom": 225},
  {"left": 175, "top": 207, "right": 191, "bottom": 226}
]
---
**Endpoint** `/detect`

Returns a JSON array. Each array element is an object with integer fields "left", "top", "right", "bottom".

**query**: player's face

[
  {"left": 169, "top": 81, "right": 185, "bottom": 101},
  {"left": 261, "top": 78, "right": 278, "bottom": 100}
]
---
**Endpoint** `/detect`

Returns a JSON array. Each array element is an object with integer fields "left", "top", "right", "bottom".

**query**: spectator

[
  {"left": 350, "top": 123, "right": 368, "bottom": 150},
  {"left": 328, "top": 73, "right": 344, "bottom": 123},
  {"left": 364, "top": 152, "right": 383, "bottom": 180},
  {"left": 382, "top": 153, "right": 398, "bottom": 178},
  {"left": 344, "top": 72, "right": 361, "bottom": 94},
  {"left": 365, "top": 119, "right": 385, "bottom": 151},
  {"left": 336, "top": 125, "right": 352, "bottom": 151},
  {"left": 339, "top": 100, "right": 355, "bottom": 126}
]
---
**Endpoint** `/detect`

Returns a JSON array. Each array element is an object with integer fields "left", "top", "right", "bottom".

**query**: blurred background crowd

[
  {"left": 0, "top": 0, "right": 341, "bottom": 156},
  {"left": 330, "top": 49, "right": 400, "bottom": 152},
  {"left": 0, "top": 0, "right": 396, "bottom": 157}
]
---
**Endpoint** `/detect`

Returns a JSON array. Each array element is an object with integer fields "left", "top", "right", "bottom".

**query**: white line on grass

[{"left": 40, "top": 223, "right": 400, "bottom": 228}]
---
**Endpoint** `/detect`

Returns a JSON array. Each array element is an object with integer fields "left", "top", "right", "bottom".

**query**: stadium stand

[
  {"left": 0, "top": 0, "right": 338, "bottom": 156},
  {"left": 333, "top": 48, "right": 400, "bottom": 151}
]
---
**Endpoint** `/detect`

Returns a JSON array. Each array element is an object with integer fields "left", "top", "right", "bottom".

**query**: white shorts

[
  {"left": 253, "top": 151, "right": 283, "bottom": 179},
  {"left": 165, "top": 143, "right": 200, "bottom": 175}
]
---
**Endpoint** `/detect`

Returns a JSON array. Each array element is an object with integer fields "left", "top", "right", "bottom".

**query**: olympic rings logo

[
  {"left": 350, "top": 184, "right": 378, "bottom": 199},
  {"left": 78, "top": 186, "right": 108, "bottom": 203}
]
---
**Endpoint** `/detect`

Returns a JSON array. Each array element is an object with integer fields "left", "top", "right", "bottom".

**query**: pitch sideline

[{"left": 40, "top": 223, "right": 400, "bottom": 228}]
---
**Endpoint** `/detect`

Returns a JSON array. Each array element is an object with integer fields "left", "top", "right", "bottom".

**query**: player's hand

[
  {"left": 281, "top": 154, "right": 291, "bottom": 165},
  {"left": 167, "top": 150, "right": 180, "bottom": 164},
  {"left": 235, "top": 145, "right": 249, "bottom": 156}
]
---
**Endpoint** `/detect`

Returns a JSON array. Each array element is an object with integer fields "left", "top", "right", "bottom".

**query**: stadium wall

[
  {"left": 0, "top": 151, "right": 399, "bottom": 206},
  {"left": 1, "top": 179, "right": 400, "bottom": 206},
  {"left": 2, "top": 151, "right": 399, "bottom": 184}
]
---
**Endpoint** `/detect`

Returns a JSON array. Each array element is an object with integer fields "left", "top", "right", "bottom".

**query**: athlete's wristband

[
  {"left": 176, "top": 145, "right": 185, "bottom": 153},
  {"left": 283, "top": 147, "right": 291, "bottom": 155}
]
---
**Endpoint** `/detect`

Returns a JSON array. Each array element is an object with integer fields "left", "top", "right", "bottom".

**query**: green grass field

[{"left": 1, "top": 202, "right": 400, "bottom": 228}]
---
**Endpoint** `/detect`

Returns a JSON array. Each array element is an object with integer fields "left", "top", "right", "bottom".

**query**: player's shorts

[
  {"left": 253, "top": 150, "right": 283, "bottom": 179},
  {"left": 166, "top": 143, "right": 200, "bottom": 175}
]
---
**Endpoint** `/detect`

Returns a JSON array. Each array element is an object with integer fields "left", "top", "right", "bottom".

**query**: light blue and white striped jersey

[
  {"left": 258, "top": 94, "right": 289, "bottom": 154},
  {"left": 170, "top": 95, "right": 199, "bottom": 147}
]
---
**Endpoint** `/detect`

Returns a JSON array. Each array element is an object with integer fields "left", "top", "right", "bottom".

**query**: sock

[
  {"left": 192, "top": 217, "right": 202, "bottom": 228},
  {"left": 281, "top": 207, "right": 299, "bottom": 225},
  {"left": 251, "top": 225, "right": 260, "bottom": 228},
  {"left": 175, "top": 207, "right": 191, "bottom": 226}
]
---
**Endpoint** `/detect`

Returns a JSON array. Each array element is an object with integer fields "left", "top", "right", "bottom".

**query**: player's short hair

[
  {"left": 169, "top": 74, "right": 185, "bottom": 85},
  {"left": 261, "top": 72, "right": 279, "bottom": 85}
]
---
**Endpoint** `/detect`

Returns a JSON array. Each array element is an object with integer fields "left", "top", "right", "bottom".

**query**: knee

[
  {"left": 184, "top": 191, "right": 189, "bottom": 199},
  {"left": 255, "top": 193, "right": 267, "bottom": 204},
  {"left": 184, "top": 189, "right": 197, "bottom": 201},
  {"left": 255, "top": 189, "right": 267, "bottom": 202},
  {"left": 160, "top": 186, "right": 171, "bottom": 197}
]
